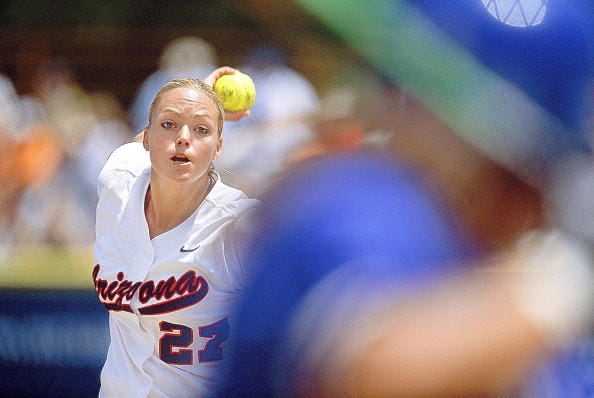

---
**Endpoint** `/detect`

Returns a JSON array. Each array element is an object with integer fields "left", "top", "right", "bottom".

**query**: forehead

[{"left": 155, "top": 87, "right": 217, "bottom": 115}]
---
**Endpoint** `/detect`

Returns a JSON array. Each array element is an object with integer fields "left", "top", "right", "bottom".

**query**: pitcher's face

[{"left": 145, "top": 87, "right": 222, "bottom": 185}]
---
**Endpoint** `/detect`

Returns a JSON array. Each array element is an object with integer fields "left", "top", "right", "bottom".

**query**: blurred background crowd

[
  {"left": 0, "top": 1, "right": 395, "bottom": 258},
  {"left": 0, "top": 37, "right": 385, "bottom": 255},
  {"left": 0, "top": 58, "right": 130, "bottom": 254}
]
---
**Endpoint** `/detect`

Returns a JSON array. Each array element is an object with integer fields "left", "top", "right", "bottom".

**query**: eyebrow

[
  {"left": 158, "top": 107, "right": 181, "bottom": 117},
  {"left": 159, "top": 107, "right": 213, "bottom": 118}
]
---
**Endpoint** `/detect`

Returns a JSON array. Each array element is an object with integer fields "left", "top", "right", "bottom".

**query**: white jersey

[{"left": 93, "top": 142, "right": 259, "bottom": 397}]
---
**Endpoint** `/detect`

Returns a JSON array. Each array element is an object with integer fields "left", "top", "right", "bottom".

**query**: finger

[
  {"left": 203, "top": 66, "right": 239, "bottom": 87},
  {"left": 225, "top": 109, "right": 251, "bottom": 122},
  {"left": 133, "top": 131, "right": 145, "bottom": 143}
]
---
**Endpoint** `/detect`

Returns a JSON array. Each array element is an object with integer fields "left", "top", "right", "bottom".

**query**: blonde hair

[{"left": 148, "top": 78, "right": 224, "bottom": 138}]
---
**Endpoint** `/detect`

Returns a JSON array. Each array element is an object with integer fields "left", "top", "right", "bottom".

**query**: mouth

[{"left": 170, "top": 154, "right": 191, "bottom": 164}]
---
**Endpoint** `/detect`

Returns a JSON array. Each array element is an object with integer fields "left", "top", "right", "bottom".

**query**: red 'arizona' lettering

[{"left": 92, "top": 264, "right": 209, "bottom": 314}]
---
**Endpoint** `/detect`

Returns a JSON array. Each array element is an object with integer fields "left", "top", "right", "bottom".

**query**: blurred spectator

[
  {"left": 0, "top": 74, "right": 63, "bottom": 257},
  {"left": 75, "top": 91, "right": 131, "bottom": 218},
  {"left": 287, "top": 80, "right": 395, "bottom": 165},
  {"left": 128, "top": 36, "right": 218, "bottom": 134},
  {"left": 1, "top": 59, "right": 129, "bottom": 249},
  {"left": 0, "top": 73, "right": 21, "bottom": 255},
  {"left": 215, "top": 44, "right": 320, "bottom": 197}
]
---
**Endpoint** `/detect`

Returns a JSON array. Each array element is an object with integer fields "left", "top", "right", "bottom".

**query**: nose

[{"left": 176, "top": 125, "right": 191, "bottom": 147}]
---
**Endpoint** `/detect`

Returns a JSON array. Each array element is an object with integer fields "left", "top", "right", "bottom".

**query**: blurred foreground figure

[{"left": 214, "top": 0, "right": 594, "bottom": 397}]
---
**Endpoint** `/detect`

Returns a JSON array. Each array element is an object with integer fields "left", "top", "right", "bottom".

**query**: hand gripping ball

[{"left": 213, "top": 71, "right": 256, "bottom": 112}]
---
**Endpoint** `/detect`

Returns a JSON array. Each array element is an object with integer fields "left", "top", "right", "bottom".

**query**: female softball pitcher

[{"left": 92, "top": 68, "right": 257, "bottom": 397}]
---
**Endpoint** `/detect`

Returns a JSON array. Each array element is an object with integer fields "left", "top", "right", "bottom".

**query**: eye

[
  {"left": 161, "top": 120, "right": 175, "bottom": 129},
  {"left": 195, "top": 125, "right": 210, "bottom": 135}
]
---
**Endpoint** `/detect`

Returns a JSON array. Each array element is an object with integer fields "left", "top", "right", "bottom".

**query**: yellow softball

[{"left": 213, "top": 71, "right": 256, "bottom": 112}]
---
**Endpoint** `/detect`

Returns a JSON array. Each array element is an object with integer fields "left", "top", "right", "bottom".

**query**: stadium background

[
  {"left": 1, "top": 1, "right": 593, "bottom": 397},
  {"left": 0, "top": 0, "right": 365, "bottom": 109}
]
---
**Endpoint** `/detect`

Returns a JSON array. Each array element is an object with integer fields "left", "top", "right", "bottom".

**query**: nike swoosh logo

[{"left": 180, "top": 244, "right": 200, "bottom": 253}]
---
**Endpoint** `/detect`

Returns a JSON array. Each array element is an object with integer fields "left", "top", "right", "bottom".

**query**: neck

[{"left": 145, "top": 175, "right": 213, "bottom": 239}]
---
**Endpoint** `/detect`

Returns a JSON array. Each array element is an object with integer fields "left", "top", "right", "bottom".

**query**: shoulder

[
  {"left": 102, "top": 142, "right": 149, "bottom": 172},
  {"left": 260, "top": 152, "right": 429, "bottom": 223},
  {"left": 254, "top": 152, "right": 477, "bottom": 270},
  {"left": 207, "top": 178, "right": 260, "bottom": 218},
  {"left": 97, "top": 142, "right": 150, "bottom": 196},
  {"left": 199, "top": 178, "right": 260, "bottom": 237}
]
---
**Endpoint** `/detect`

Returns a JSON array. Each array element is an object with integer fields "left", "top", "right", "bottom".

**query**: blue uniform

[
  {"left": 522, "top": 338, "right": 594, "bottom": 398},
  {"left": 214, "top": 152, "right": 480, "bottom": 396},
  {"left": 214, "top": 154, "right": 594, "bottom": 398},
  {"left": 214, "top": 1, "right": 594, "bottom": 396}
]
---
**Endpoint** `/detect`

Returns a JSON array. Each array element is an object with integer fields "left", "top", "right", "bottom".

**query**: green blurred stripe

[
  {"left": 0, "top": 245, "right": 94, "bottom": 289},
  {"left": 296, "top": 0, "right": 575, "bottom": 187},
  {"left": 296, "top": 0, "right": 492, "bottom": 138}
]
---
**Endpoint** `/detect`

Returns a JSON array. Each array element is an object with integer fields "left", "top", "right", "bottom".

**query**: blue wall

[{"left": 0, "top": 289, "right": 109, "bottom": 397}]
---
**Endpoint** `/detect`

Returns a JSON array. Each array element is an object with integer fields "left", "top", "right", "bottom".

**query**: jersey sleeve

[
  {"left": 97, "top": 142, "right": 150, "bottom": 198},
  {"left": 224, "top": 200, "right": 260, "bottom": 289}
]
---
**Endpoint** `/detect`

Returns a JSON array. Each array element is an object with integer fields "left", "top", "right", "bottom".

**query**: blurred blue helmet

[{"left": 412, "top": 0, "right": 593, "bottom": 148}]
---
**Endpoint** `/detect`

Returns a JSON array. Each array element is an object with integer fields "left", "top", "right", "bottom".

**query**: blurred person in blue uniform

[{"left": 213, "top": 0, "right": 594, "bottom": 396}]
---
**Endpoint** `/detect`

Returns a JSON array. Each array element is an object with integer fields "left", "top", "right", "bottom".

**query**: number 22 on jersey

[{"left": 159, "top": 318, "right": 230, "bottom": 364}]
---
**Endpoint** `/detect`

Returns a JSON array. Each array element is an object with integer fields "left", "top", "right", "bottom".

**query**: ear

[
  {"left": 213, "top": 136, "right": 222, "bottom": 159},
  {"left": 142, "top": 129, "right": 149, "bottom": 151}
]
